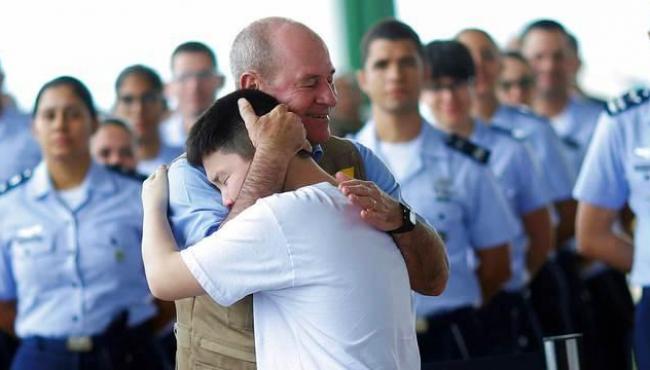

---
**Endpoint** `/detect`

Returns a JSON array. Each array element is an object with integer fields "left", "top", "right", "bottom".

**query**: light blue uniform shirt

[
  {"left": 0, "top": 107, "right": 41, "bottom": 183},
  {"left": 574, "top": 89, "right": 650, "bottom": 286},
  {"left": 471, "top": 120, "right": 551, "bottom": 291},
  {"left": 0, "top": 162, "right": 156, "bottom": 338},
  {"left": 493, "top": 104, "right": 573, "bottom": 202},
  {"left": 137, "top": 142, "right": 184, "bottom": 175},
  {"left": 168, "top": 140, "right": 400, "bottom": 248},
  {"left": 551, "top": 96, "right": 604, "bottom": 182},
  {"left": 355, "top": 121, "right": 519, "bottom": 315}
]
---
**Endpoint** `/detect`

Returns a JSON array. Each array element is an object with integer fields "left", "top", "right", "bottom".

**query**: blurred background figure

[
  {"left": 0, "top": 76, "right": 165, "bottom": 370},
  {"left": 329, "top": 73, "right": 364, "bottom": 137},
  {"left": 91, "top": 118, "right": 138, "bottom": 172},
  {"left": 497, "top": 51, "right": 536, "bottom": 107},
  {"left": 113, "top": 65, "right": 182, "bottom": 175},
  {"left": 0, "top": 58, "right": 41, "bottom": 184},
  {"left": 161, "top": 41, "right": 224, "bottom": 147}
]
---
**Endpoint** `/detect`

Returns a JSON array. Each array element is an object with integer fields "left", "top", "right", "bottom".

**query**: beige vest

[{"left": 175, "top": 136, "right": 367, "bottom": 370}]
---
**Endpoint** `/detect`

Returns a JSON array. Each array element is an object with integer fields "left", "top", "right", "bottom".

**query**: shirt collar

[{"left": 27, "top": 161, "right": 117, "bottom": 200}]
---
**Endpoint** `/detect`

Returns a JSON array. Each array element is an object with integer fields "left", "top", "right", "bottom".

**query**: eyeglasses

[
  {"left": 117, "top": 92, "right": 161, "bottom": 106},
  {"left": 174, "top": 70, "right": 219, "bottom": 84},
  {"left": 498, "top": 77, "right": 534, "bottom": 91},
  {"left": 427, "top": 79, "right": 471, "bottom": 93}
]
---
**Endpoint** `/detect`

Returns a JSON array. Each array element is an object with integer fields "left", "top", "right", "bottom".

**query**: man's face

[
  {"left": 114, "top": 74, "right": 165, "bottom": 140},
  {"left": 256, "top": 26, "right": 337, "bottom": 145},
  {"left": 203, "top": 150, "right": 251, "bottom": 209},
  {"left": 457, "top": 31, "right": 501, "bottom": 97},
  {"left": 421, "top": 77, "right": 473, "bottom": 128},
  {"left": 521, "top": 29, "right": 572, "bottom": 97},
  {"left": 497, "top": 57, "right": 535, "bottom": 106},
  {"left": 171, "top": 52, "right": 223, "bottom": 120},
  {"left": 91, "top": 125, "right": 137, "bottom": 170},
  {"left": 357, "top": 39, "right": 424, "bottom": 115}
]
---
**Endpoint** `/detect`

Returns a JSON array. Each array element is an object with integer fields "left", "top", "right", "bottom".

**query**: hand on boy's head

[
  {"left": 238, "top": 98, "right": 307, "bottom": 158},
  {"left": 142, "top": 165, "right": 170, "bottom": 214}
]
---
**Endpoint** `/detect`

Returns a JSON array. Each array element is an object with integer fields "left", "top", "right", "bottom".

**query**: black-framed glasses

[{"left": 498, "top": 77, "right": 534, "bottom": 91}]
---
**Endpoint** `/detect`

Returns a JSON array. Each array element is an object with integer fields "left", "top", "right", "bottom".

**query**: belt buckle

[
  {"left": 66, "top": 336, "right": 93, "bottom": 352},
  {"left": 415, "top": 317, "right": 429, "bottom": 334}
]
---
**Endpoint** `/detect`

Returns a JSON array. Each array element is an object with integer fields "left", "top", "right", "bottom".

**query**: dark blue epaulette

[
  {"left": 106, "top": 165, "right": 148, "bottom": 183},
  {"left": 445, "top": 134, "right": 490, "bottom": 164},
  {"left": 0, "top": 168, "right": 33, "bottom": 196},
  {"left": 489, "top": 125, "right": 527, "bottom": 141},
  {"left": 606, "top": 88, "right": 650, "bottom": 116}
]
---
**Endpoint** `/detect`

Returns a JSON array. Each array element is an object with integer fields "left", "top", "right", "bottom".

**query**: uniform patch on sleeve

[
  {"left": 606, "top": 89, "right": 650, "bottom": 116},
  {"left": 445, "top": 134, "right": 490, "bottom": 164}
]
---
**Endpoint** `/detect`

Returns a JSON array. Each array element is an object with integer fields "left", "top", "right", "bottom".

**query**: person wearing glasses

[
  {"left": 113, "top": 65, "right": 182, "bottom": 175},
  {"left": 354, "top": 20, "right": 519, "bottom": 363},
  {"left": 161, "top": 42, "right": 224, "bottom": 147},
  {"left": 497, "top": 51, "right": 536, "bottom": 107},
  {"left": 0, "top": 76, "right": 164, "bottom": 370}
]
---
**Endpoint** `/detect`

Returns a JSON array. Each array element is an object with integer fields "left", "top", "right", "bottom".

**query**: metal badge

[
  {"left": 634, "top": 147, "right": 650, "bottom": 160},
  {"left": 434, "top": 178, "right": 453, "bottom": 201},
  {"left": 66, "top": 336, "right": 93, "bottom": 352}
]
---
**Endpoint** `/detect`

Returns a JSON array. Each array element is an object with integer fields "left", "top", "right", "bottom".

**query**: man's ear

[
  {"left": 355, "top": 69, "right": 366, "bottom": 94},
  {"left": 240, "top": 72, "right": 260, "bottom": 90}
]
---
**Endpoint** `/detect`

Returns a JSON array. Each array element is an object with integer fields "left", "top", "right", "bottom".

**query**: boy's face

[{"left": 203, "top": 150, "right": 252, "bottom": 209}]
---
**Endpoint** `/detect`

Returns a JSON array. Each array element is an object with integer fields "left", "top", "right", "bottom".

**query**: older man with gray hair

[{"left": 166, "top": 17, "right": 448, "bottom": 369}]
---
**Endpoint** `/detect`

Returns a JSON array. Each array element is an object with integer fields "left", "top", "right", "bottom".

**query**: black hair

[
  {"left": 33, "top": 76, "right": 97, "bottom": 118},
  {"left": 186, "top": 89, "right": 279, "bottom": 166},
  {"left": 520, "top": 19, "right": 569, "bottom": 42},
  {"left": 100, "top": 117, "right": 134, "bottom": 136},
  {"left": 171, "top": 41, "right": 217, "bottom": 70},
  {"left": 502, "top": 50, "right": 529, "bottom": 64},
  {"left": 424, "top": 40, "right": 475, "bottom": 81},
  {"left": 566, "top": 32, "right": 579, "bottom": 54},
  {"left": 114, "top": 64, "right": 164, "bottom": 94},
  {"left": 361, "top": 19, "right": 424, "bottom": 65}
]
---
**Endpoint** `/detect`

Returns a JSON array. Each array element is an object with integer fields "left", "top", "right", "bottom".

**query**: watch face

[{"left": 408, "top": 209, "right": 417, "bottom": 226}]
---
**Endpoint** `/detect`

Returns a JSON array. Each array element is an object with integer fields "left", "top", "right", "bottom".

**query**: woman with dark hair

[
  {"left": 113, "top": 65, "right": 182, "bottom": 175},
  {"left": 0, "top": 76, "right": 164, "bottom": 370}
]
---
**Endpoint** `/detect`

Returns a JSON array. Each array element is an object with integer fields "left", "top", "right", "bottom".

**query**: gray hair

[{"left": 229, "top": 17, "right": 319, "bottom": 84}]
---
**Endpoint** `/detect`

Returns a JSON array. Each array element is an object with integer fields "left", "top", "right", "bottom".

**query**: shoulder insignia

[
  {"left": 445, "top": 134, "right": 491, "bottom": 164},
  {"left": 606, "top": 88, "right": 650, "bottom": 116},
  {"left": 106, "top": 165, "right": 148, "bottom": 183},
  {"left": 561, "top": 136, "right": 581, "bottom": 150},
  {"left": 0, "top": 168, "right": 33, "bottom": 195},
  {"left": 489, "top": 125, "right": 527, "bottom": 141}
]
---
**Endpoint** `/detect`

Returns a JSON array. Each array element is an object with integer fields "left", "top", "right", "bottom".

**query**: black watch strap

[{"left": 388, "top": 202, "right": 417, "bottom": 235}]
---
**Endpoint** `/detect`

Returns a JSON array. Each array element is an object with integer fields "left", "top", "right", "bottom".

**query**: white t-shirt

[
  {"left": 377, "top": 136, "right": 423, "bottom": 183},
  {"left": 181, "top": 182, "right": 420, "bottom": 370}
]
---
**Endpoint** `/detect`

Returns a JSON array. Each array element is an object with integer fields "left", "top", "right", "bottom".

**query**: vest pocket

[{"left": 226, "top": 296, "right": 253, "bottom": 331}]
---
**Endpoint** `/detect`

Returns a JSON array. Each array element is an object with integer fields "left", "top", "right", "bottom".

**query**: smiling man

[{"left": 166, "top": 17, "right": 448, "bottom": 370}]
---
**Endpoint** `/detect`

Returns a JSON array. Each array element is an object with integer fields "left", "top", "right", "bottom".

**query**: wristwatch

[{"left": 388, "top": 202, "right": 417, "bottom": 235}]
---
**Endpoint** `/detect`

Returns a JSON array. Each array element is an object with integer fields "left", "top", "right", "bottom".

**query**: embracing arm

[
  {"left": 336, "top": 173, "right": 448, "bottom": 296},
  {"left": 392, "top": 221, "right": 449, "bottom": 295},
  {"left": 222, "top": 100, "right": 308, "bottom": 223},
  {"left": 142, "top": 166, "right": 206, "bottom": 301}
]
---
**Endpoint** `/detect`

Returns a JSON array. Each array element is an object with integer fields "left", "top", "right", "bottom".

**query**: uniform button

[
  {"left": 72, "top": 315, "right": 78, "bottom": 322},
  {"left": 71, "top": 282, "right": 78, "bottom": 288},
  {"left": 438, "top": 213, "right": 446, "bottom": 220}
]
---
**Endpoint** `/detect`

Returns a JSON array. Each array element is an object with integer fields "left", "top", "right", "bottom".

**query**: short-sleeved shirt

[
  {"left": 574, "top": 90, "right": 650, "bottom": 286},
  {"left": 0, "top": 107, "right": 41, "bottom": 183},
  {"left": 355, "top": 121, "right": 519, "bottom": 314},
  {"left": 471, "top": 120, "right": 551, "bottom": 290},
  {"left": 550, "top": 96, "right": 604, "bottom": 182},
  {"left": 181, "top": 183, "right": 420, "bottom": 370},
  {"left": 0, "top": 162, "right": 156, "bottom": 337},
  {"left": 168, "top": 140, "right": 400, "bottom": 248},
  {"left": 137, "top": 142, "right": 183, "bottom": 175},
  {"left": 492, "top": 104, "right": 573, "bottom": 202}
]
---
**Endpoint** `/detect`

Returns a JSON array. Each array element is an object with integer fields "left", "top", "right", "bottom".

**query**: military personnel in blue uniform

[
  {"left": 355, "top": 22, "right": 520, "bottom": 363},
  {"left": 0, "top": 76, "right": 164, "bottom": 370},
  {"left": 574, "top": 88, "right": 650, "bottom": 370},
  {"left": 420, "top": 39, "right": 553, "bottom": 356}
]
